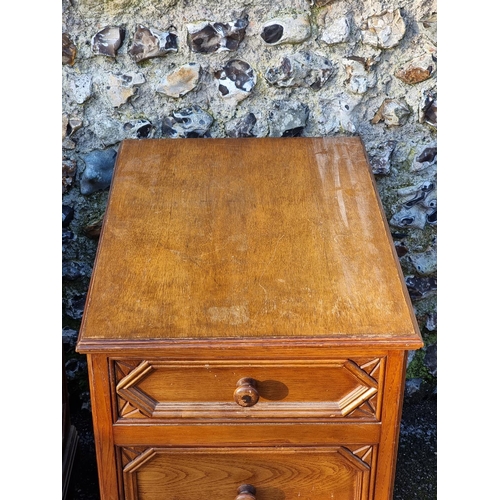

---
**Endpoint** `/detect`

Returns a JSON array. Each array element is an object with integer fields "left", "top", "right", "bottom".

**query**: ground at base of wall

[
  {"left": 65, "top": 396, "right": 436, "bottom": 500},
  {"left": 393, "top": 396, "right": 437, "bottom": 499}
]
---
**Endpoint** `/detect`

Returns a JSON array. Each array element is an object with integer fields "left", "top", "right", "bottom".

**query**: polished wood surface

[
  {"left": 113, "top": 357, "right": 381, "bottom": 421},
  {"left": 112, "top": 421, "right": 382, "bottom": 447},
  {"left": 76, "top": 137, "right": 422, "bottom": 500},
  {"left": 77, "top": 137, "right": 420, "bottom": 348},
  {"left": 122, "top": 447, "right": 371, "bottom": 500}
]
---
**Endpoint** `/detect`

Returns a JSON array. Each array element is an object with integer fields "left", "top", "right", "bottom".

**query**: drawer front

[
  {"left": 121, "top": 446, "right": 374, "bottom": 500},
  {"left": 114, "top": 358, "right": 384, "bottom": 421}
]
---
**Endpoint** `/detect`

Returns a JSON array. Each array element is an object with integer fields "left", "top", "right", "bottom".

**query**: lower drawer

[{"left": 120, "top": 445, "right": 374, "bottom": 500}]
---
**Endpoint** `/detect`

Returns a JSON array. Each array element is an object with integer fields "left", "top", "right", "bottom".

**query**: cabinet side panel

[
  {"left": 373, "top": 351, "right": 407, "bottom": 500},
  {"left": 88, "top": 354, "right": 121, "bottom": 500}
]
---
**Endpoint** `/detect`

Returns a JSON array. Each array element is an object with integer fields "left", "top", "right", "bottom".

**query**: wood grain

[
  {"left": 112, "top": 422, "right": 381, "bottom": 447},
  {"left": 122, "top": 447, "right": 371, "bottom": 500},
  {"left": 373, "top": 350, "right": 407, "bottom": 500},
  {"left": 87, "top": 355, "right": 121, "bottom": 500},
  {"left": 77, "top": 137, "right": 421, "bottom": 348},
  {"left": 114, "top": 358, "right": 380, "bottom": 420}
]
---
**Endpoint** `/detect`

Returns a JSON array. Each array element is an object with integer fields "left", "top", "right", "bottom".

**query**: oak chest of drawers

[{"left": 76, "top": 137, "right": 423, "bottom": 500}]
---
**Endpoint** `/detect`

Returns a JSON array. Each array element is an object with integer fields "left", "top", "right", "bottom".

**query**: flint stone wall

[{"left": 62, "top": 0, "right": 437, "bottom": 397}]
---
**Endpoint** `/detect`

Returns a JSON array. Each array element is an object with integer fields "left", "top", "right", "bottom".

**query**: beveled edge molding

[
  {"left": 114, "top": 358, "right": 383, "bottom": 421},
  {"left": 77, "top": 334, "right": 424, "bottom": 354}
]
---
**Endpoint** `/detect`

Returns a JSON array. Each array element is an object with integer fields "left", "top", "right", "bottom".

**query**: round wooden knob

[
  {"left": 235, "top": 484, "right": 256, "bottom": 500},
  {"left": 233, "top": 378, "right": 259, "bottom": 407}
]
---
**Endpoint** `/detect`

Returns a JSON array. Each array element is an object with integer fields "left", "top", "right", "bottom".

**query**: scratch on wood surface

[
  {"left": 334, "top": 166, "right": 349, "bottom": 228},
  {"left": 253, "top": 234, "right": 284, "bottom": 315},
  {"left": 167, "top": 249, "right": 221, "bottom": 285},
  {"left": 258, "top": 282, "right": 268, "bottom": 299},
  {"left": 314, "top": 140, "right": 348, "bottom": 228},
  {"left": 341, "top": 142, "right": 373, "bottom": 242},
  {"left": 314, "top": 149, "right": 329, "bottom": 186},
  {"left": 258, "top": 234, "right": 285, "bottom": 283}
]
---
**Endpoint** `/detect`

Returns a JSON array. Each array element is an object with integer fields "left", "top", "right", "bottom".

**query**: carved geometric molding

[
  {"left": 115, "top": 360, "right": 142, "bottom": 380},
  {"left": 345, "top": 445, "right": 374, "bottom": 468},
  {"left": 345, "top": 358, "right": 384, "bottom": 419},
  {"left": 116, "top": 360, "right": 157, "bottom": 417},
  {"left": 344, "top": 395, "right": 378, "bottom": 419},
  {"left": 359, "top": 358, "right": 382, "bottom": 379},
  {"left": 120, "top": 446, "right": 371, "bottom": 500},
  {"left": 117, "top": 399, "right": 149, "bottom": 419},
  {"left": 332, "top": 360, "right": 377, "bottom": 418},
  {"left": 121, "top": 446, "right": 374, "bottom": 472},
  {"left": 115, "top": 361, "right": 151, "bottom": 419},
  {"left": 114, "top": 358, "right": 381, "bottom": 420},
  {"left": 121, "top": 447, "right": 150, "bottom": 468}
]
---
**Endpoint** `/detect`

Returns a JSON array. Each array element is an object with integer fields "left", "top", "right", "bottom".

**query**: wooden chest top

[{"left": 77, "top": 137, "right": 422, "bottom": 351}]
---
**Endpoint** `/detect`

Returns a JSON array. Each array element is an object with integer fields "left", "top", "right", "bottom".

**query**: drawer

[
  {"left": 120, "top": 445, "right": 374, "bottom": 500},
  {"left": 114, "top": 357, "right": 383, "bottom": 421}
]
